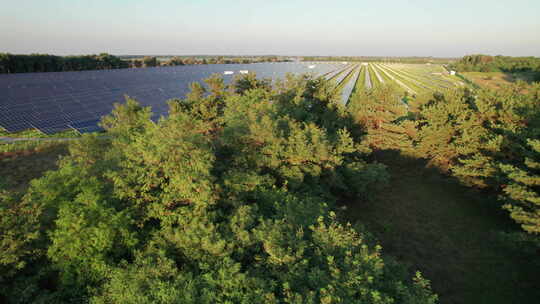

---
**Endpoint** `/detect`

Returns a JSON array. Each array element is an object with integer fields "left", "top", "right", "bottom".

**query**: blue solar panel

[
  {"left": 0, "top": 62, "right": 344, "bottom": 134},
  {"left": 69, "top": 119, "right": 103, "bottom": 133}
]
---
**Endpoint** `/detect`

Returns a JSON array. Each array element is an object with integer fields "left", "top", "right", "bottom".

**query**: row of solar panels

[
  {"left": 340, "top": 66, "right": 361, "bottom": 105},
  {"left": 0, "top": 62, "right": 345, "bottom": 134}
]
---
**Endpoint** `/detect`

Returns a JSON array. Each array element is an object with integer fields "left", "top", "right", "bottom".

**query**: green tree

[{"left": 2, "top": 74, "right": 436, "bottom": 303}]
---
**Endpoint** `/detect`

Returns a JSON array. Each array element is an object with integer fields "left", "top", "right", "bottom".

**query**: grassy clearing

[
  {"left": 1, "top": 128, "right": 86, "bottom": 153},
  {"left": 461, "top": 71, "right": 537, "bottom": 90},
  {"left": 0, "top": 142, "right": 69, "bottom": 193},
  {"left": 0, "top": 128, "right": 80, "bottom": 139},
  {"left": 342, "top": 151, "right": 540, "bottom": 304}
]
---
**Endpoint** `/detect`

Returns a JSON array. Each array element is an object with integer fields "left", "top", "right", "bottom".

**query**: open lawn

[
  {"left": 343, "top": 151, "right": 540, "bottom": 304},
  {"left": 461, "top": 71, "right": 537, "bottom": 90},
  {"left": 0, "top": 142, "right": 69, "bottom": 193}
]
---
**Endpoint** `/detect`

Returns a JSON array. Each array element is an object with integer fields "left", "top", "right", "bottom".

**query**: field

[
  {"left": 461, "top": 71, "right": 537, "bottom": 90},
  {"left": 344, "top": 151, "right": 539, "bottom": 304}
]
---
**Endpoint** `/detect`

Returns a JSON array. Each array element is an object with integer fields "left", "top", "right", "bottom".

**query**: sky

[{"left": 1, "top": 0, "right": 539, "bottom": 57}]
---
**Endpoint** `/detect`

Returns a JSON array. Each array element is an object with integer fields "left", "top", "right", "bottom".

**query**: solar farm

[
  {"left": 324, "top": 62, "right": 465, "bottom": 98},
  {"left": 0, "top": 62, "right": 464, "bottom": 135}
]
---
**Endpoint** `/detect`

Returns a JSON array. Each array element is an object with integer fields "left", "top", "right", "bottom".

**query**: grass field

[
  {"left": 461, "top": 71, "right": 537, "bottom": 90},
  {"left": 343, "top": 151, "right": 540, "bottom": 304},
  {"left": 0, "top": 142, "right": 69, "bottom": 193}
]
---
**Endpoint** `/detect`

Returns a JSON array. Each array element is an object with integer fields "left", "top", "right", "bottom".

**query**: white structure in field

[
  {"left": 450, "top": 70, "right": 456, "bottom": 75},
  {"left": 361, "top": 62, "right": 368, "bottom": 66},
  {"left": 223, "top": 71, "right": 234, "bottom": 75},
  {"left": 239, "top": 70, "right": 249, "bottom": 74},
  {"left": 342, "top": 61, "right": 348, "bottom": 64},
  {"left": 308, "top": 65, "right": 316, "bottom": 69}
]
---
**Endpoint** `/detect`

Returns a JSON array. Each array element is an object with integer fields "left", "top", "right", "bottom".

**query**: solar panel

[
  {"left": 0, "top": 62, "right": 344, "bottom": 134},
  {"left": 69, "top": 119, "right": 103, "bottom": 133}
]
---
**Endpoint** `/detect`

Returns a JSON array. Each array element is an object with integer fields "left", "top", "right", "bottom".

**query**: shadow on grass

[
  {"left": 0, "top": 142, "right": 68, "bottom": 193},
  {"left": 501, "top": 71, "right": 539, "bottom": 84},
  {"left": 341, "top": 149, "right": 540, "bottom": 304}
]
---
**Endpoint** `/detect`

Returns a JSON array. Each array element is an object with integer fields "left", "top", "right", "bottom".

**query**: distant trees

[
  {"left": 142, "top": 56, "right": 157, "bottom": 67},
  {"left": 0, "top": 74, "right": 437, "bottom": 303},
  {"left": 0, "top": 53, "right": 128, "bottom": 73},
  {"left": 163, "top": 56, "right": 288, "bottom": 66},
  {"left": 0, "top": 54, "right": 290, "bottom": 73},
  {"left": 163, "top": 56, "right": 184, "bottom": 66},
  {"left": 451, "top": 54, "right": 540, "bottom": 74}
]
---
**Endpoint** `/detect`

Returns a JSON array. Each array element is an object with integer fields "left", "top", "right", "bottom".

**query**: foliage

[
  {"left": 416, "top": 83, "right": 540, "bottom": 233},
  {"left": 0, "top": 74, "right": 436, "bottom": 303},
  {"left": 0, "top": 53, "right": 128, "bottom": 73},
  {"left": 347, "top": 84, "right": 416, "bottom": 153},
  {"left": 451, "top": 54, "right": 540, "bottom": 74},
  {"left": 163, "top": 55, "right": 287, "bottom": 66},
  {"left": 346, "top": 76, "right": 540, "bottom": 257}
]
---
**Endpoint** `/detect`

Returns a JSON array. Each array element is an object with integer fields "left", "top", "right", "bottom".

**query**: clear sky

[{"left": 1, "top": 0, "right": 539, "bottom": 57}]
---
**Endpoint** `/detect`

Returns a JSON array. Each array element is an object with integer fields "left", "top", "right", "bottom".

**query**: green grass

[
  {"left": 342, "top": 151, "right": 540, "bottom": 304},
  {"left": 0, "top": 142, "right": 69, "bottom": 193},
  {"left": 0, "top": 128, "right": 80, "bottom": 138},
  {"left": 1, "top": 128, "right": 86, "bottom": 153},
  {"left": 461, "top": 71, "right": 538, "bottom": 91}
]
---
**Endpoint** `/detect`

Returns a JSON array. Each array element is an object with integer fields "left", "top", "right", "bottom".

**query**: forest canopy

[
  {"left": 0, "top": 74, "right": 437, "bottom": 303},
  {"left": 450, "top": 54, "right": 540, "bottom": 75}
]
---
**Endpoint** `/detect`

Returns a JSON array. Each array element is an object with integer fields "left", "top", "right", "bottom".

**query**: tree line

[
  {"left": 0, "top": 74, "right": 437, "bottom": 303},
  {"left": 0, "top": 54, "right": 288, "bottom": 74},
  {"left": 347, "top": 80, "right": 540, "bottom": 258},
  {"left": 450, "top": 54, "right": 540, "bottom": 76},
  {"left": 0, "top": 53, "right": 129, "bottom": 73},
  {"left": 135, "top": 55, "right": 287, "bottom": 66}
]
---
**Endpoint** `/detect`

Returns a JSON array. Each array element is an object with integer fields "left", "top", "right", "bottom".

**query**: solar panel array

[
  {"left": 324, "top": 64, "right": 350, "bottom": 80},
  {"left": 340, "top": 66, "right": 361, "bottom": 105},
  {"left": 0, "top": 62, "right": 344, "bottom": 134},
  {"left": 332, "top": 65, "right": 356, "bottom": 86}
]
